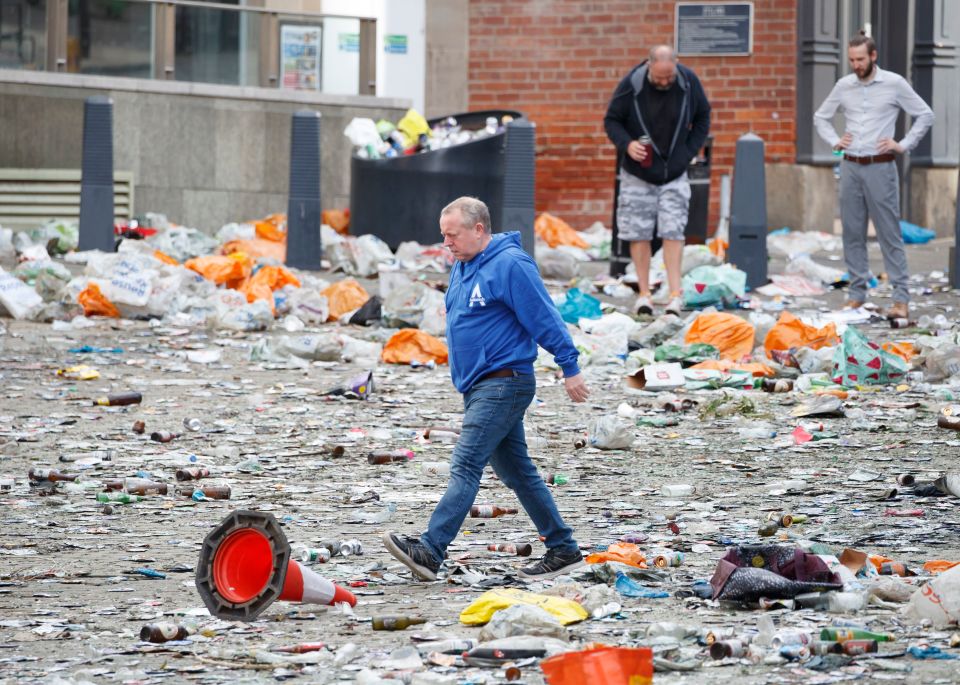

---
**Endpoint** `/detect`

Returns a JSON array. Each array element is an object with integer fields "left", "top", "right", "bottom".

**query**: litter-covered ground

[{"left": 1, "top": 215, "right": 959, "bottom": 684}]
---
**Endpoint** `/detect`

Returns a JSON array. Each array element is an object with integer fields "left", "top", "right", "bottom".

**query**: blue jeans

[{"left": 420, "top": 373, "right": 579, "bottom": 564}]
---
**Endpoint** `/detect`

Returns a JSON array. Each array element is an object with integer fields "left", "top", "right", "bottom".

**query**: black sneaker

[
  {"left": 518, "top": 547, "right": 584, "bottom": 580},
  {"left": 382, "top": 531, "right": 440, "bottom": 581}
]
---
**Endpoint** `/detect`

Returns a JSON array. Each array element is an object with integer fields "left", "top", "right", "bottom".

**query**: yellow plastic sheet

[{"left": 459, "top": 588, "right": 588, "bottom": 626}]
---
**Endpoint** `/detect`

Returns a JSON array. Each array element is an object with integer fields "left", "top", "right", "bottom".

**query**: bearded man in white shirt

[{"left": 814, "top": 32, "right": 934, "bottom": 321}]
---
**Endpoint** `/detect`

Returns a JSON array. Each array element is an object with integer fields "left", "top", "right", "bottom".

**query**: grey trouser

[{"left": 839, "top": 160, "right": 909, "bottom": 304}]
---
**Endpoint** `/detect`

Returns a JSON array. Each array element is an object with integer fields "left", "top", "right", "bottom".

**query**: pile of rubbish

[{"left": 1, "top": 213, "right": 959, "bottom": 684}]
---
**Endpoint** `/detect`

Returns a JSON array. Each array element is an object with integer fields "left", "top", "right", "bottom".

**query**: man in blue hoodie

[
  {"left": 384, "top": 196, "right": 589, "bottom": 581},
  {"left": 605, "top": 45, "right": 711, "bottom": 317}
]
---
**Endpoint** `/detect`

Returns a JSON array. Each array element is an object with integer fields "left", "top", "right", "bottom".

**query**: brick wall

[{"left": 468, "top": 0, "right": 796, "bottom": 232}]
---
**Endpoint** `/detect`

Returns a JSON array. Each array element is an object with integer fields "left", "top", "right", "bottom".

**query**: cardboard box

[{"left": 625, "top": 363, "right": 685, "bottom": 391}]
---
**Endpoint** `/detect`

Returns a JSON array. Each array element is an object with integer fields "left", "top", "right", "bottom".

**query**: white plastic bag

[
  {"left": 0, "top": 267, "right": 43, "bottom": 319},
  {"left": 904, "top": 564, "right": 960, "bottom": 627},
  {"left": 536, "top": 247, "right": 580, "bottom": 280},
  {"left": 353, "top": 234, "right": 394, "bottom": 277},
  {"left": 589, "top": 415, "right": 634, "bottom": 450},
  {"left": 286, "top": 288, "right": 330, "bottom": 325}
]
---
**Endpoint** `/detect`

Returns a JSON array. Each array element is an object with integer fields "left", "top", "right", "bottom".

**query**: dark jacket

[{"left": 604, "top": 61, "right": 711, "bottom": 185}]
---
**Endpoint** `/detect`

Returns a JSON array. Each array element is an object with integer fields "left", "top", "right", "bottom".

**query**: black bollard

[
  {"left": 78, "top": 96, "right": 115, "bottom": 252},
  {"left": 951, "top": 165, "right": 960, "bottom": 289},
  {"left": 285, "top": 110, "right": 322, "bottom": 271},
  {"left": 728, "top": 133, "right": 768, "bottom": 289},
  {"left": 501, "top": 118, "right": 536, "bottom": 255}
]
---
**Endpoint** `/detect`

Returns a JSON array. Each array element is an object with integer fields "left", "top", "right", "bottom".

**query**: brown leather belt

[
  {"left": 843, "top": 153, "right": 895, "bottom": 165},
  {"left": 480, "top": 368, "right": 516, "bottom": 381}
]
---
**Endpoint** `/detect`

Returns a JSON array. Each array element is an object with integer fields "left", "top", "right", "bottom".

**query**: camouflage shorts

[{"left": 616, "top": 170, "right": 691, "bottom": 242}]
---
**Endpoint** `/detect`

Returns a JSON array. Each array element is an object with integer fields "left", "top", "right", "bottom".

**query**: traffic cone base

[{"left": 196, "top": 509, "right": 356, "bottom": 622}]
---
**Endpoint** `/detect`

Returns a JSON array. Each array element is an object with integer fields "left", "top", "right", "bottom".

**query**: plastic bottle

[
  {"left": 771, "top": 631, "right": 811, "bottom": 648},
  {"left": 739, "top": 427, "right": 777, "bottom": 439},
  {"left": 371, "top": 615, "right": 426, "bottom": 631},
  {"left": 661, "top": 484, "right": 695, "bottom": 497},
  {"left": 420, "top": 461, "right": 451, "bottom": 477},
  {"left": 140, "top": 623, "right": 189, "bottom": 643},
  {"left": 415, "top": 638, "right": 477, "bottom": 655},
  {"left": 646, "top": 622, "right": 693, "bottom": 639},
  {"left": 28, "top": 468, "right": 77, "bottom": 482},
  {"left": 469, "top": 505, "right": 518, "bottom": 518},
  {"left": 93, "top": 391, "right": 142, "bottom": 406},
  {"left": 182, "top": 417, "right": 203, "bottom": 432},
  {"left": 487, "top": 543, "right": 532, "bottom": 557}
]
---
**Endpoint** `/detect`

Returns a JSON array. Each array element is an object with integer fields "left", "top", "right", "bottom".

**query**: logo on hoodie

[{"left": 469, "top": 283, "right": 486, "bottom": 307}]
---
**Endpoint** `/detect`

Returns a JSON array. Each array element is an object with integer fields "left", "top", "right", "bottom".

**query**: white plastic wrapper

[
  {"left": 904, "top": 564, "right": 960, "bottom": 627},
  {"left": 0, "top": 267, "right": 43, "bottom": 319},
  {"left": 589, "top": 415, "right": 635, "bottom": 450}
]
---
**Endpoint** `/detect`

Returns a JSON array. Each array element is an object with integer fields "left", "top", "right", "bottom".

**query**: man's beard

[{"left": 856, "top": 60, "right": 876, "bottom": 79}]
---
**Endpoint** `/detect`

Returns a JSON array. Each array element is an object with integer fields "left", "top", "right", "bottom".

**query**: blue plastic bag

[
  {"left": 900, "top": 220, "right": 935, "bottom": 244},
  {"left": 557, "top": 288, "right": 602, "bottom": 324},
  {"left": 614, "top": 572, "right": 669, "bottom": 599}
]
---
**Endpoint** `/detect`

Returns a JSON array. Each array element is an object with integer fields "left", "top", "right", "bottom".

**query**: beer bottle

[
  {"left": 97, "top": 492, "right": 144, "bottom": 504},
  {"left": 123, "top": 478, "right": 168, "bottom": 495},
  {"left": 487, "top": 543, "right": 533, "bottom": 556},
  {"left": 93, "top": 392, "right": 142, "bottom": 406},
  {"left": 470, "top": 505, "right": 518, "bottom": 518},
  {"left": 367, "top": 450, "right": 414, "bottom": 464},
  {"left": 372, "top": 615, "right": 427, "bottom": 631},
  {"left": 820, "top": 628, "right": 895, "bottom": 643},
  {"left": 179, "top": 484, "right": 231, "bottom": 500},
  {"left": 841, "top": 639, "right": 878, "bottom": 655},
  {"left": 150, "top": 431, "right": 179, "bottom": 443},
  {"left": 175, "top": 467, "right": 210, "bottom": 481},
  {"left": 28, "top": 468, "right": 77, "bottom": 482},
  {"left": 140, "top": 622, "right": 189, "bottom": 643},
  {"left": 132, "top": 420, "right": 146, "bottom": 434}
]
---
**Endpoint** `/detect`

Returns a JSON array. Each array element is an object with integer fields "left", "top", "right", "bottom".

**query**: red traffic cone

[{"left": 195, "top": 510, "right": 356, "bottom": 621}]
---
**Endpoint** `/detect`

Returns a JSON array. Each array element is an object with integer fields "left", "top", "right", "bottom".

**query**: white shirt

[{"left": 814, "top": 66, "right": 934, "bottom": 156}]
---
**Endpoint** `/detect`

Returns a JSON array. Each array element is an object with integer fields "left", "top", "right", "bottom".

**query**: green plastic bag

[
  {"left": 682, "top": 264, "right": 747, "bottom": 307},
  {"left": 654, "top": 342, "right": 719, "bottom": 365},
  {"left": 831, "top": 327, "right": 907, "bottom": 385},
  {"left": 558, "top": 288, "right": 602, "bottom": 324}
]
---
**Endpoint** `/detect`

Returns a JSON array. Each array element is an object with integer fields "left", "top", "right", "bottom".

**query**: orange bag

[
  {"left": 764, "top": 312, "right": 838, "bottom": 357},
  {"left": 221, "top": 238, "right": 287, "bottom": 263},
  {"left": 254, "top": 213, "right": 287, "bottom": 242},
  {"left": 923, "top": 560, "right": 960, "bottom": 574},
  {"left": 239, "top": 265, "right": 301, "bottom": 308},
  {"left": 585, "top": 542, "right": 647, "bottom": 569},
  {"left": 534, "top": 212, "right": 589, "bottom": 249},
  {"left": 882, "top": 341, "right": 915, "bottom": 362},
  {"left": 77, "top": 283, "right": 120, "bottom": 318},
  {"left": 184, "top": 253, "right": 253, "bottom": 289},
  {"left": 322, "top": 208, "right": 350, "bottom": 235},
  {"left": 690, "top": 359, "right": 776, "bottom": 377},
  {"left": 153, "top": 250, "right": 179, "bottom": 266},
  {"left": 381, "top": 329, "right": 449, "bottom": 365},
  {"left": 321, "top": 279, "right": 369, "bottom": 321},
  {"left": 685, "top": 312, "right": 755, "bottom": 361}
]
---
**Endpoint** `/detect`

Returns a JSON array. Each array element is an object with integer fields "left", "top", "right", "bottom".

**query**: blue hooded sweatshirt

[{"left": 445, "top": 231, "right": 580, "bottom": 393}]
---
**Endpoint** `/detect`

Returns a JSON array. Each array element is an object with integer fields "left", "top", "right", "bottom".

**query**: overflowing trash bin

[{"left": 349, "top": 110, "right": 524, "bottom": 249}]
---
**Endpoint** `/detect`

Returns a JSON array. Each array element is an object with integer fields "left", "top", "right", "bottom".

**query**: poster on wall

[
  {"left": 280, "top": 24, "right": 322, "bottom": 91},
  {"left": 676, "top": 2, "right": 753, "bottom": 56}
]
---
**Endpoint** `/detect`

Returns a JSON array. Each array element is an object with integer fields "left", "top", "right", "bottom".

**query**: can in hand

[{"left": 638, "top": 135, "right": 653, "bottom": 168}]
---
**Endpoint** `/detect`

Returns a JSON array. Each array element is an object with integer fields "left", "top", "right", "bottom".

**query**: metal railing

[{"left": 10, "top": 0, "right": 377, "bottom": 94}]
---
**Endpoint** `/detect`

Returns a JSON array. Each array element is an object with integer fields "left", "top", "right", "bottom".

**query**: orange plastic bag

[
  {"left": 923, "top": 560, "right": 960, "bottom": 574},
  {"left": 882, "top": 341, "right": 915, "bottom": 362},
  {"left": 585, "top": 542, "right": 647, "bottom": 569},
  {"left": 221, "top": 238, "right": 287, "bottom": 263},
  {"left": 321, "top": 279, "right": 369, "bottom": 321},
  {"left": 708, "top": 236, "right": 728, "bottom": 259},
  {"left": 239, "top": 265, "right": 301, "bottom": 308},
  {"left": 534, "top": 212, "right": 589, "bottom": 249},
  {"left": 185, "top": 253, "right": 253, "bottom": 289},
  {"left": 685, "top": 312, "right": 755, "bottom": 361},
  {"left": 153, "top": 250, "right": 179, "bottom": 266},
  {"left": 764, "top": 312, "right": 838, "bottom": 357},
  {"left": 77, "top": 283, "right": 120, "bottom": 318},
  {"left": 323, "top": 208, "right": 350, "bottom": 235},
  {"left": 690, "top": 359, "right": 776, "bottom": 377},
  {"left": 381, "top": 329, "right": 449, "bottom": 365},
  {"left": 254, "top": 213, "right": 287, "bottom": 242},
  {"left": 541, "top": 646, "right": 653, "bottom": 685}
]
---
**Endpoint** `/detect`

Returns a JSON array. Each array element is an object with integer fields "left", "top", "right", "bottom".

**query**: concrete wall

[
  {"left": 766, "top": 164, "right": 837, "bottom": 233},
  {"left": 911, "top": 168, "right": 959, "bottom": 238},
  {"left": 0, "top": 70, "right": 409, "bottom": 232}
]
